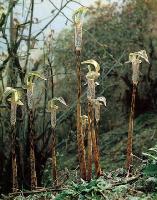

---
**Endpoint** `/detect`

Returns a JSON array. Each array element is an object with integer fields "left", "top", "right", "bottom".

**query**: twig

[{"left": 34, "top": 0, "right": 73, "bottom": 39}]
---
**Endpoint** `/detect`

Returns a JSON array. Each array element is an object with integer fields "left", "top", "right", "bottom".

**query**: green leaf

[
  {"left": 143, "top": 164, "right": 157, "bottom": 177},
  {"left": 142, "top": 153, "right": 157, "bottom": 161}
]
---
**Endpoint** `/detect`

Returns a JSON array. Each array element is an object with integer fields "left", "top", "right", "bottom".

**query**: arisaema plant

[
  {"left": 47, "top": 97, "right": 67, "bottom": 187},
  {"left": 82, "top": 59, "right": 100, "bottom": 100},
  {"left": 91, "top": 96, "right": 106, "bottom": 177},
  {"left": 81, "top": 59, "right": 101, "bottom": 181},
  {"left": 73, "top": 7, "right": 88, "bottom": 180},
  {"left": 73, "top": 7, "right": 88, "bottom": 52},
  {"left": 24, "top": 71, "right": 46, "bottom": 109},
  {"left": 126, "top": 50, "right": 149, "bottom": 176},
  {"left": 24, "top": 71, "right": 46, "bottom": 189},
  {"left": 3, "top": 87, "right": 23, "bottom": 192}
]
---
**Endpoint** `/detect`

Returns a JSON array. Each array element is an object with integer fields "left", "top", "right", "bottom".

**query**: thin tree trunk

[
  {"left": 126, "top": 84, "right": 137, "bottom": 176},
  {"left": 7, "top": 0, "right": 16, "bottom": 87},
  {"left": 52, "top": 128, "right": 58, "bottom": 187},
  {"left": 87, "top": 101, "right": 92, "bottom": 181},
  {"left": 29, "top": 109, "right": 37, "bottom": 189},
  {"left": 11, "top": 125, "right": 18, "bottom": 192},
  {"left": 76, "top": 51, "right": 86, "bottom": 180}
]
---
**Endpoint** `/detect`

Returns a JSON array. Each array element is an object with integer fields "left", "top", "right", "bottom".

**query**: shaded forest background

[{"left": 0, "top": 0, "right": 157, "bottom": 194}]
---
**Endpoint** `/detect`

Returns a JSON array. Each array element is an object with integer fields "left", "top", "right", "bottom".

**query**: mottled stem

[
  {"left": 51, "top": 128, "right": 58, "bottom": 187},
  {"left": 87, "top": 101, "right": 92, "bottom": 181},
  {"left": 126, "top": 84, "right": 137, "bottom": 176},
  {"left": 76, "top": 51, "right": 87, "bottom": 180},
  {"left": 11, "top": 125, "right": 18, "bottom": 192},
  {"left": 29, "top": 109, "right": 37, "bottom": 189},
  {"left": 91, "top": 107, "right": 101, "bottom": 178}
]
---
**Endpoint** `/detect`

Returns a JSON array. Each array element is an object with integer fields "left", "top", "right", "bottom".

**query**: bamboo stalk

[{"left": 126, "top": 84, "right": 136, "bottom": 176}]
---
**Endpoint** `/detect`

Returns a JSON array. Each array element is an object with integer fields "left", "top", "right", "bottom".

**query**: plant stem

[
  {"left": 80, "top": 120, "right": 87, "bottom": 180},
  {"left": 92, "top": 118, "right": 101, "bottom": 178},
  {"left": 11, "top": 125, "right": 18, "bottom": 192},
  {"left": 52, "top": 128, "right": 58, "bottom": 187},
  {"left": 87, "top": 101, "right": 92, "bottom": 181},
  {"left": 126, "top": 84, "right": 137, "bottom": 176},
  {"left": 76, "top": 51, "right": 86, "bottom": 180},
  {"left": 29, "top": 109, "right": 37, "bottom": 190}
]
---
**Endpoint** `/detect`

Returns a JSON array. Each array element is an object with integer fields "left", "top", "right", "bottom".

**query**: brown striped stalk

[
  {"left": 50, "top": 108, "right": 58, "bottom": 187},
  {"left": 91, "top": 102, "right": 101, "bottom": 178},
  {"left": 75, "top": 34, "right": 86, "bottom": 180},
  {"left": 11, "top": 123, "right": 18, "bottom": 192},
  {"left": 80, "top": 115, "right": 88, "bottom": 180},
  {"left": 11, "top": 102, "right": 18, "bottom": 192},
  {"left": 87, "top": 101, "right": 92, "bottom": 181},
  {"left": 27, "top": 84, "right": 37, "bottom": 189},
  {"left": 95, "top": 121, "right": 102, "bottom": 177},
  {"left": 29, "top": 109, "right": 37, "bottom": 189},
  {"left": 126, "top": 50, "right": 149, "bottom": 176},
  {"left": 76, "top": 52, "right": 87, "bottom": 180},
  {"left": 51, "top": 127, "right": 58, "bottom": 187},
  {"left": 92, "top": 97, "right": 106, "bottom": 178},
  {"left": 126, "top": 84, "right": 136, "bottom": 175},
  {"left": 86, "top": 79, "right": 96, "bottom": 181}
]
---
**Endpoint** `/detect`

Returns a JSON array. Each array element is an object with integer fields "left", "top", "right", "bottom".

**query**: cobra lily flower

[
  {"left": 73, "top": 7, "right": 88, "bottom": 51},
  {"left": 81, "top": 59, "right": 100, "bottom": 99},
  {"left": 24, "top": 71, "right": 46, "bottom": 109},
  {"left": 127, "top": 50, "right": 149, "bottom": 85},
  {"left": 47, "top": 97, "right": 67, "bottom": 128},
  {"left": 3, "top": 87, "right": 23, "bottom": 126}
]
